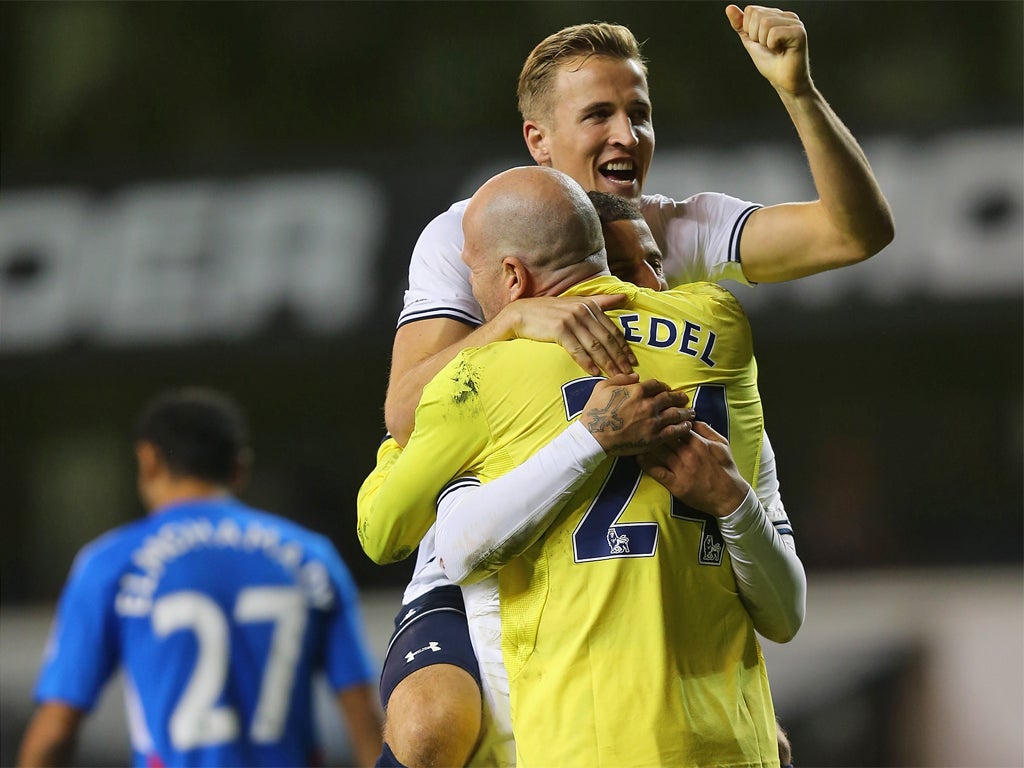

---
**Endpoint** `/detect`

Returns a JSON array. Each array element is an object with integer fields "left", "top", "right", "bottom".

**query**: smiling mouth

[{"left": 599, "top": 160, "right": 637, "bottom": 186}]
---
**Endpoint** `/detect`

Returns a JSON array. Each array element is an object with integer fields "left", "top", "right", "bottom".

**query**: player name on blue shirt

[{"left": 115, "top": 516, "right": 336, "bottom": 617}]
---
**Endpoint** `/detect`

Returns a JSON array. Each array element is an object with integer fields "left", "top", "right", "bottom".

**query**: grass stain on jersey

[{"left": 449, "top": 359, "right": 481, "bottom": 406}]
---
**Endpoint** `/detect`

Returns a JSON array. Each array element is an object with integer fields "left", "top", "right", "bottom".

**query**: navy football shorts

[{"left": 378, "top": 584, "right": 482, "bottom": 708}]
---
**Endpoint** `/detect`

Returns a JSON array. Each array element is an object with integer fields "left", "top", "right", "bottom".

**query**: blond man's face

[{"left": 526, "top": 56, "right": 654, "bottom": 201}]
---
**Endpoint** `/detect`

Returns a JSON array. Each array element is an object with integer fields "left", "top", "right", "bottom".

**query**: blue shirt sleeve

[
  {"left": 34, "top": 543, "right": 121, "bottom": 709},
  {"left": 317, "top": 538, "right": 377, "bottom": 692}
]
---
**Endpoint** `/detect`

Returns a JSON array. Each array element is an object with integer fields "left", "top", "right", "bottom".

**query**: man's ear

[
  {"left": 135, "top": 441, "right": 162, "bottom": 482},
  {"left": 523, "top": 121, "right": 551, "bottom": 166},
  {"left": 503, "top": 257, "right": 532, "bottom": 301}
]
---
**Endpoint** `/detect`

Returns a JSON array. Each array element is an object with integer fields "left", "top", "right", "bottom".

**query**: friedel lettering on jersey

[{"left": 617, "top": 313, "right": 717, "bottom": 367}]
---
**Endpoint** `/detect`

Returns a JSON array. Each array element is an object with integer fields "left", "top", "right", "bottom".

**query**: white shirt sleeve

[
  {"left": 434, "top": 421, "right": 606, "bottom": 585},
  {"left": 641, "top": 192, "right": 762, "bottom": 288},
  {"left": 717, "top": 430, "right": 806, "bottom": 643},
  {"left": 398, "top": 199, "right": 484, "bottom": 328},
  {"left": 435, "top": 424, "right": 805, "bottom": 643}
]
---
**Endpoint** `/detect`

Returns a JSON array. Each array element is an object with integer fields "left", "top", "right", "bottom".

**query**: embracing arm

[
  {"left": 725, "top": 4, "right": 894, "bottom": 283},
  {"left": 384, "top": 317, "right": 475, "bottom": 447},
  {"left": 436, "top": 422, "right": 605, "bottom": 584},
  {"left": 435, "top": 375, "right": 693, "bottom": 584},
  {"left": 357, "top": 430, "right": 476, "bottom": 565},
  {"left": 720, "top": 487, "right": 802, "bottom": 638},
  {"left": 639, "top": 423, "right": 805, "bottom": 643},
  {"left": 356, "top": 437, "right": 423, "bottom": 563},
  {"left": 359, "top": 354, "right": 493, "bottom": 564},
  {"left": 384, "top": 296, "right": 635, "bottom": 446}
]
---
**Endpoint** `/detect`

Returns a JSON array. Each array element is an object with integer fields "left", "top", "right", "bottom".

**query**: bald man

[{"left": 363, "top": 166, "right": 788, "bottom": 766}]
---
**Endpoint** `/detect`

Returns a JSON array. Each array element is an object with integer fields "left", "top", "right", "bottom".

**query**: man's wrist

[
  {"left": 567, "top": 421, "right": 608, "bottom": 468},
  {"left": 480, "top": 305, "right": 518, "bottom": 342},
  {"left": 778, "top": 82, "right": 825, "bottom": 115},
  {"left": 717, "top": 484, "right": 759, "bottom": 526}
]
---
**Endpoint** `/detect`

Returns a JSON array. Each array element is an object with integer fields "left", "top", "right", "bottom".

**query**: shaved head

[
  {"left": 462, "top": 166, "right": 608, "bottom": 319},
  {"left": 468, "top": 166, "right": 604, "bottom": 270}
]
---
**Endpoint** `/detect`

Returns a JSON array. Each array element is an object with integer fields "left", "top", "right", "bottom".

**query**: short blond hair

[{"left": 518, "top": 23, "right": 647, "bottom": 123}]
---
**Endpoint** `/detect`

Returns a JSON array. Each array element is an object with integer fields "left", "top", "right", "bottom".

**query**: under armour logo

[
  {"left": 401, "top": 608, "right": 417, "bottom": 622},
  {"left": 405, "top": 641, "right": 442, "bottom": 663}
]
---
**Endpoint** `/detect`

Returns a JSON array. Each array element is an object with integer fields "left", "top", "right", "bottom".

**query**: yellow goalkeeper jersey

[{"left": 361, "top": 275, "right": 778, "bottom": 767}]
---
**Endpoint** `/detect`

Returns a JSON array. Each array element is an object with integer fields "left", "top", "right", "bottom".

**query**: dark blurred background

[{"left": 1, "top": 2, "right": 1021, "bottom": 766}]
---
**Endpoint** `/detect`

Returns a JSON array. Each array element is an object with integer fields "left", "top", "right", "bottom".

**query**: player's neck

[
  {"left": 541, "top": 264, "right": 610, "bottom": 298},
  {"left": 146, "top": 478, "right": 232, "bottom": 514}
]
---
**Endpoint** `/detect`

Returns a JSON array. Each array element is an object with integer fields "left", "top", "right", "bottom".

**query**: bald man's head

[{"left": 462, "top": 166, "right": 607, "bottom": 320}]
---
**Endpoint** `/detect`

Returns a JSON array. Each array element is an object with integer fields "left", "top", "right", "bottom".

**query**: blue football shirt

[{"left": 35, "top": 497, "right": 376, "bottom": 767}]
